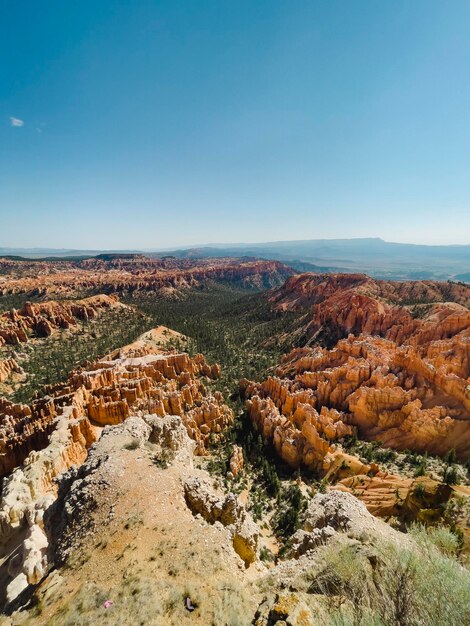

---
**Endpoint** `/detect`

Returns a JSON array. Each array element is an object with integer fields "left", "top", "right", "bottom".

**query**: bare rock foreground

[{"left": 2, "top": 409, "right": 452, "bottom": 626}]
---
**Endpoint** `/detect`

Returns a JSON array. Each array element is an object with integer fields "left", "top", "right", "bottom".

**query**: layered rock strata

[
  {"left": 251, "top": 273, "right": 470, "bottom": 458},
  {"left": 0, "top": 333, "right": 233, "bottom": 601},
  {"left": 242, "top": 273, "right": 470, "bottom": 519},
  {"left": 0, "top": 331, "right": 231, "bottom": 535},
  {"left": 272, "top": 273, "right": 470, "bottom": 321},
  {"left": 240, "top": 377, "right": 363, "bottom": 479},
  {"left": 0, "top": 294, "right": 123, "bottom": 347},
  {"left": 0, "top": 256, "right": 293, "bottom": 298}
]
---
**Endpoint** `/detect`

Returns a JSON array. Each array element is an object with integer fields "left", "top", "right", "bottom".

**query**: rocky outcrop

[
  {"left": 0, "top": 330, "right": 234, "bottom": 605},
  {"left": 254, "top": 592, "right": 316, "bottom": 626},
  {"left": 0, "top": 405, "right": 97, "bottom": 532},
  {"left": 0, "top": 405, "right": 97, "bottom": 602},
  {"left": 0, "top": 396, "right": 58, "bottom": 476},
  {"left": 0, "top": 336, "right": 232, "bottom": 480},
  {"left": 0, "top": 391, "right": 234, "bottom": 606},
  {"left": 271, "top": 273, "right": 470, "bottom": 344},
  {"left": 1, "top": 412, "right": 264, "bottom": 620},
  {"left": 0, "top": 256, "right": 294, "bottom": 298},
  {"left": 333, "top": 473, "right": 455, "bottom": 521},
  {"left": 229, "top": 444, "right": 244, "bottom": 477},
  {"left": 184, "top": 476, "right": 259, "bottom": 565},
  {"left": 302, "top": 490, "right": 402, "bottom": 543},
  {"left": 0, "top": 358, "right": 22, "bottom": 383},
  {"left": 240, "top": 377, "right": 369, "bottom": 478},
  {"left": 0, "top": 294, "right": 123, "bottom": 346},
  {"left": 245, "top": 272, "right": 470, "bottom": 459},
  {"left": 291, "top": 333, "right": 470, "bottom": 457},
  {"left": 145, "top": 413, "right": 196, "bottom": 465}
]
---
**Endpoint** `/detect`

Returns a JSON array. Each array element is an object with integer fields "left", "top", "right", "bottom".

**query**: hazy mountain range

[{"left": 1, "top": 238, "right": 469, "bottom": 282}]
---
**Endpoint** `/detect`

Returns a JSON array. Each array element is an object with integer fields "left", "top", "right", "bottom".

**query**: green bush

[
  {"left": 444, "top": 465, "right": 460, "bottom": 485},
  {"left": 273, "top": 484, "right": 307, "bottom": 540},
  {"left": 412, "top": 482, "right": 426, "bottom": 499},
  {"left": 310, "top": 526, "right": 470, "bottom": 626}
]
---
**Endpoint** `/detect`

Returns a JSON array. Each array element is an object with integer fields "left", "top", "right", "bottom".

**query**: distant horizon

[{"left": 1, "top": 236, "right": 470, "bottom": 255}]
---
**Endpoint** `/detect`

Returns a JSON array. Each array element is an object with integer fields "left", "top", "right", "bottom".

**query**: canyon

[
  {"left": 257, "top": 272, "right": 470, "bottom": 454},
  {"left": 0, "top": 260, "right": 469, "bottom": 624},
  {"left": 241, "top": 272, "right": 470, "bottom": 530},
  {"left": 0, "top": 256, "right": 293, "bottom": 298},
  {"left": 0, "top": 329, "right": 233, "bottom": 602}
]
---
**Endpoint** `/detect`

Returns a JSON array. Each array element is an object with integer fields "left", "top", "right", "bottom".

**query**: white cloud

[{"left": 10, "top": 117, "right": 24, "bottom": 127}]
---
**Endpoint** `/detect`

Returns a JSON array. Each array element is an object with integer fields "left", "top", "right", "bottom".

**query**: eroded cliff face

[
  {"left": 274, "top": 334, "right": 470, "bottom": 456},
  {"left": 254, "top": 274, "right": 470, "bottom": 457},
  {"left": 0, "top": 294, "right": 124, "bottom": 347},
  {"left": 0, "top": 330, "right": 232, "bottom": 572},
  {"left": 0, "top": 330, "right": 231, "bottom": 481},
  {"left": 0, "top": 330, "right": 234, "bottom": 603},
  {"left": 242, "top": 334, "right": 470, "bottom": 472},
  {"left": 0, "top": 256, "right": 293, "bottom": 298},
  {"left": 242, "top": 273, "right": 470, "bottom": 519},
  {"left": 272, "top": 273, "right": 470, "bottom": 313},
  {"left": 0, "top": 359, "right": 22, "bottom": 383},
  {"left": 271, "top": 273, "right": 470, "bottom": 344},
  {"left": 240, "top": 377, "right": 361, "bottom": 478}
]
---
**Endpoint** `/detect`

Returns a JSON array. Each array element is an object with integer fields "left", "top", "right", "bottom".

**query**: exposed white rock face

[
  {"left": 21, "top": 524, "right": 49, "bottom": 584},
  {"left": 0, "top": 405, "right": 96, "bottom": 604},
  {"left": 0, "top": 414, "right": 197, "bottom": 605},
  {"left": 304, "top": 490, "right": 401, "bottom": 544},
  {"left": 286, "top": 527, "right": 337, "bottom": 559},
  {"left": 184, "top": 476, "right": 259, "bottom": 565},
  {"left": 4, "top": 494, "right": 55, "bottom": 604},
  {"left": 144, "top": 413, "right": 196, "bottom": 466}
]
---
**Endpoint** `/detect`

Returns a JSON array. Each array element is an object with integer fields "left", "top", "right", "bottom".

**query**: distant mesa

[{"left": 1, "top": 237, "right": 469, "bottom": 280}]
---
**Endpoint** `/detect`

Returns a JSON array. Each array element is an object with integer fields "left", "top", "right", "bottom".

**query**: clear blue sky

[{"left": 1, "top": 0, "right": 470, "bottom": 249}]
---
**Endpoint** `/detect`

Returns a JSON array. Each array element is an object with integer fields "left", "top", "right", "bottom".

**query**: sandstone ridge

[
  {"left": 0, "top": 330, "right": 233, "bottom": 602},
  {"left": 0, "top": 295, "right": 124, "bottom": 347},
  {"left": 0, "top": 256, "right": 293, "bottom": 298}
]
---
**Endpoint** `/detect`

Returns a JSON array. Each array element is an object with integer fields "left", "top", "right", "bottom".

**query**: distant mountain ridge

[
  {"left": 1, "top": 238, "right": 469, "bottom": 281},
  {"left": 155, "top": 238, "right": 470, "bottom": 281}
]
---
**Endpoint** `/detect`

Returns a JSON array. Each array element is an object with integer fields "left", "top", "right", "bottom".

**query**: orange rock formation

[
  {"left": 0, "top": 294, "right": 123, "bottom": 346},
  {"left": 0, "top": 332, "right": 232, "bottom": 480},
  {"left": 272, "top": 273, "right": 469, "bottom": 345},
  {"left": 0, "top": 358, "right": 22, "bottom": 383},
  {"left": 0, "top": 256, "right": 293, "bottom": 298},
  {"left": 251, "top": 273, "right": 470, "bottom": 459}
]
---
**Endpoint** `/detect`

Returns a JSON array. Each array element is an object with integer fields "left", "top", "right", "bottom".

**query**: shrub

[
  {"left": 444, "top": 465, "right": 460, "bottom": 485},
  {"left": 310, "top": 526, "right": 470, "bottom": 626},
  {"left": 273, "top": 483, "right": 307, "bottom": 541},
  {"left": 412, "top": 482, "right": 426, "bottom": 499},
  {"left": 413, "top": 453, "right": 428, "bottom": 477},
  {"left": 123, "top": 438, "right": 140, "bottom": 451},
  {"left": 444, "top": 449, "right": 457, "bottom": 465}
]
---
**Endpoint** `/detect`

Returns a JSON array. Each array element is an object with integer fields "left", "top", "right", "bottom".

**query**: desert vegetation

[
  {"left": 308, "top": 525, "right": 470, "bottom": 626},
  {"left": 1, "top": 272, "right": 470, "bottom": 625},
  {"left": 124, "top": 285, "right": 304, "bottom": 392},
  {"left": 1, "top": 285, "right": 302, "bottom": 404},
  {"left": 1, "top": 306, "right": 149, "bottom": 403}
]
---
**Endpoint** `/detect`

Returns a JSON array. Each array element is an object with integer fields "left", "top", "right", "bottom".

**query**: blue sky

[{"left": 1, "top": 0, "right": 470, "bottom": 249}]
